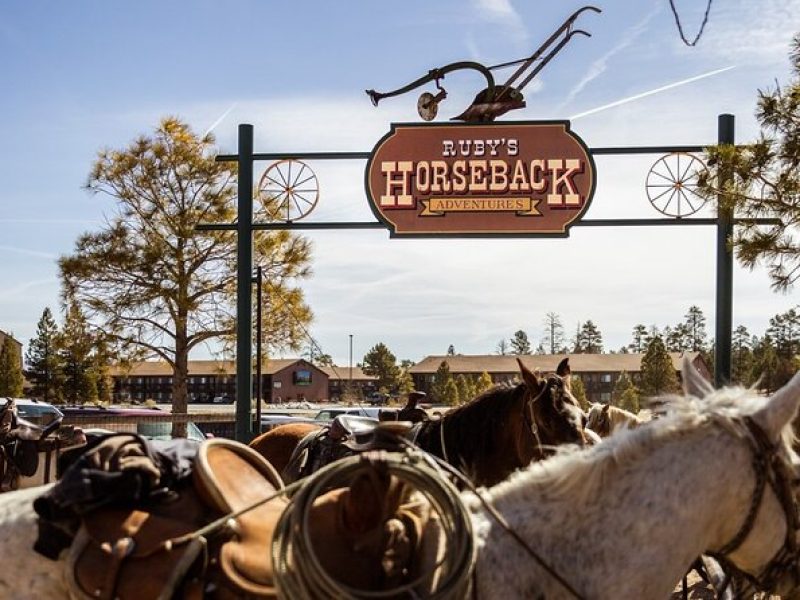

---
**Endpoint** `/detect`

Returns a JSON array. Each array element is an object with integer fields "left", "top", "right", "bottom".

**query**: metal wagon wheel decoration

[
  {"left": 646, "top": 153, "right": 708, "bottom": 218},
  {"left": 257, "top": 159, "right": 319, "bottom": 222}
]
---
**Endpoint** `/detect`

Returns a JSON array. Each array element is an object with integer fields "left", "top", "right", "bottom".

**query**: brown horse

[{"left": 250, "top": 357, "right": 592, "bottom": 488}]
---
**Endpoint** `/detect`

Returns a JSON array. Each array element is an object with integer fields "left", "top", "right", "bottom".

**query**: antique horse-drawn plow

[{"left": 366, "top": 6, "right": 601, "bottom": 123}]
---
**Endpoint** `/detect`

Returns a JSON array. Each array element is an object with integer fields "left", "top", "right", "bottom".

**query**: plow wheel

[
  {"left": 645, "top": 152, "right": 707, "bottom": 218},
  {"left": 257, "top": 159, "right": 319, "bottom": 222}
]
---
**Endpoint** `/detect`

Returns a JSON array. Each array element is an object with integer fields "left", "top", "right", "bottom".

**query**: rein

[{"left": 709, "top": 416, "right": 800, "bottom": 596}]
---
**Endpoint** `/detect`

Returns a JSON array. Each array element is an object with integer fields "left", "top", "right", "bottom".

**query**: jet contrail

[
  {"left": 569, "top": 65, "right": 736, "bottom": 120},
  {"left": 204, "top": 103, "right": 237, "bottom": 137}
]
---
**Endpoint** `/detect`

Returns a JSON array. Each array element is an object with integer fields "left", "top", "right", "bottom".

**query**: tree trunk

[{"left": 172, "top": 329, "right": 189, "bottom": 438}]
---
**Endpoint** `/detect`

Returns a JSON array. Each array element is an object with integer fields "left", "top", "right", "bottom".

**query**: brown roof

[
  {"left": 318, "top": 366, "right": 378, "bottom": 382},
  {"left": 110, "top": 358, "right": 317, "bottom": 377},
  {"left": 408, "top": 352, "right": 702, "bottom": 375}
]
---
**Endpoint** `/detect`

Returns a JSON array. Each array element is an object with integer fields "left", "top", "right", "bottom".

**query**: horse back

[{"left": 249, "top": 422, "right": 321, "bottom": 475}]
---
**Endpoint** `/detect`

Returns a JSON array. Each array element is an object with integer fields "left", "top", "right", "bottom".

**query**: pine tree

[
  {"left": 612, "top": 371, "right": 640, "bottom": 412},
  {"left": 577, "top": 320, "right": 603, "bottom": 354},
  {"left": 751, "top": 335, "right": 782, "bottom": 393},
  {"left": 697, "top": 36, "right": 800, "bottom": 290},
  {"left": 25, "top": 307, "right": 63, "bottom": 401},
  {"left": 475, "top": 371, "right": 494, "bottom": 395},
  {"left": 665, "top": 323, "right": 691, "bottom": 352},
  {"left": 397, "top": 368, "right": 415, "bottom": 396},
  {"left": 732, "top": 325, "right": 755, "bottom": 385},
  {"left": 510, "top": 330, "right": 532, "bottom": 355},
  {"left": 570, "top": 376, "right": 588, "bottom": 411},
  {"left": 629, "top": 324, "right": 648, "bottom": 353},
  {"left": 455, "top": 374, "right": 469, "bottom": 404},
  {"left": 640, "top": 336, "right": 679, "bottom": 397},
  {"left": 446, "top": 344, "right": 456, "bottom": 356},
  {"left": 443, "top": 378, "right": 459, "bottom": 406},
  {"left": 60, "top": 118, "right": 312, "bottom": 434},
  {"left": 58, "top": 303, "right": 97, "bottom": 404},
  {"left": 430, "top": 361, "right": 454, "bottom": 403},
  {"left": 0, "top": 337, "right": 24, "bottom": 397},
  {"left": 683, "top": 306, "right": 708, "bottom": 352},
  {"left": 496, "top": 339, "right": 509, "bottom": 355},
  {"left": 766, "top": 307, "right": 800, "bottom": 359},
  {"left": 362, "top": 343, "right": 401, "bottom": 391},
  {"left": 618, "top": 387, "right": 640, "bottom": 414}
]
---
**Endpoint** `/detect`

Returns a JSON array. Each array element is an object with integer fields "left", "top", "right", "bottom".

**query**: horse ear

[
  {"left": 556, "top": 357, "right": 571, "bottom": 377},
  {"left": 681, "top": 356, "right": 714, "bottom": 398},
  {"left": 517, "top": 358, "right": 541, "bottom": 394},
  {"left": 753, "top": 371, "right": 800, "bottom": 442},
  {"left": 602, "top": 403, "right": 610, "bottom": 414}
]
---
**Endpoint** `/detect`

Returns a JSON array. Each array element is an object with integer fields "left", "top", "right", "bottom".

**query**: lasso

[{"left": 272, "top": 450, "right": 476, "bottom": 599}]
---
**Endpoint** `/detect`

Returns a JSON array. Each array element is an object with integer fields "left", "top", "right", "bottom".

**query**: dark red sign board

[{"left": 365, "top": 121, "right": 595, "bottom": 237}]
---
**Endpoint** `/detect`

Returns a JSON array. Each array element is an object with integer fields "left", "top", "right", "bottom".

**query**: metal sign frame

[{"left": 198, "top": 115, "right": 772, "bottom": 442}]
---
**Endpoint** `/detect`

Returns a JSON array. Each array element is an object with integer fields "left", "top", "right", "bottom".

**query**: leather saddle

[
  {"left": 284, "top": 417, "right": 413, "bottom": 483},
  {"left": 0, "top": 411, "right": 63, "bottom": 488},
  {"left": 65, "top": 438, "right": 287, "bottom": 600}
]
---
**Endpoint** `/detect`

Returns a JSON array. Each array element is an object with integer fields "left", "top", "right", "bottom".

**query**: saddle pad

[{"left": 193, "top": 439, "right": 287, "bottom": 599}]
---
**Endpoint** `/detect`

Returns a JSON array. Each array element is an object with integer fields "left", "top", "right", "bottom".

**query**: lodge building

[
  {"left": 408, "top": 352, "right": 710, "bottom": 404},
  {"left": 110, "top": 352, "right": 709, "bottom": 406},
  {"left": 110, "top": 359, "right": 378, "bottom": 404}
]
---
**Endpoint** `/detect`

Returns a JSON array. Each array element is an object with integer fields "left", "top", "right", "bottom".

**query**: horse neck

[
  {"left": 471, "top": 423, "right": 765, "bottom": 598},
  {"left": 419, "top": 393, "right": 521, "bottom": 487}
]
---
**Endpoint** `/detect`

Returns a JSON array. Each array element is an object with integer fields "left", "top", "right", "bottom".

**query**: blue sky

[{"left": 2, "top": 0, "right": 799, "bottom": 366}]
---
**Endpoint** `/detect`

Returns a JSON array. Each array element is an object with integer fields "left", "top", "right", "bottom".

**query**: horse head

[
  {"left": 586, "top": 402, "right": 612, "bottom": 437},
  {"left": 517, "top": 357, "right": 590, "bottom": 461},
  {"left": 680, "top": 359, "right": 800, "bottom": 597}
]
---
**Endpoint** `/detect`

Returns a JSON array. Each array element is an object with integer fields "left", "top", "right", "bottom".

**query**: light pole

[
  {"left": 255, "top": 265, "right": 263, "bottom": 432},
  {"left": 349, "top": 334, "right": 353, "bottom": 399}
]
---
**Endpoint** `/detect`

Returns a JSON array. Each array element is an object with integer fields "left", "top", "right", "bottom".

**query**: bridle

[
  {"left": 709, "top": 416, "right": 800, "bottom": 596},
  {"left": 522, "top": 382, "right": 545, "bottom": 459}
]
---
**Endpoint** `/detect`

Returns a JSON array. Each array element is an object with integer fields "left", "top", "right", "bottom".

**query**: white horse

[
  {"left": 585, "top": 402, "right": 650, "bottom": 437},
  {"left": 468, "top": 362, "right": 800, "bottom": 598},
  {"left": 2, "top": 362, "right": 800, "bottom": 599}
]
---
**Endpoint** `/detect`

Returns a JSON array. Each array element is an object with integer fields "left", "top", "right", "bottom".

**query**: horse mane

[
  {"left": 417, "top": 382, "right": 526, "bottom": 474},
  {"left": 483, "top": 385, "right": 797, "bottom": 506},
  {"left": 605, "top": 405, "right": 643, "bottom": 427}
]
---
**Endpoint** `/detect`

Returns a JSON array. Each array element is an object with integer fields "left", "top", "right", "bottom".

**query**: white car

[
  {"left": 313, "top": 406, "right": 398, "bottom": 422},
  {"left": 0, "top": 398, "right": 63, "bottom": 426}
]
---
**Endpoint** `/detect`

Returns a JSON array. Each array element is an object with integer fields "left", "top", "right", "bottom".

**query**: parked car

[
  {"left": 212, "top": 395, "right": 234, "bottom": 404},
  {"left": 313, "top": 406, "right": 399, "bottom": 422},
  {"left": 59, "top": 405, "right": 208, "bottom": 442},
  {"left": 0, "top": 398, "right": 63, "bottom": 426}
]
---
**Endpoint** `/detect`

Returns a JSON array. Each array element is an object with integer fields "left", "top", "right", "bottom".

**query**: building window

[
  {"left": 600, "top": 392, "right": 611, "bottom": 403},
  {"left": 274, "top": 381, "right": 282, "bottom": 389},
  {"left": 600, "top": 374, "right": 612, "bottom": 383}
]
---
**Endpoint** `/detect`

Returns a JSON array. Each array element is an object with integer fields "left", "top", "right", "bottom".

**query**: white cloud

[
  {"left": 474, "top": 0, "right": 517, "bottom": 21},
  {"left": 471, "top": 0, "right": 528, "bottom": 47}
]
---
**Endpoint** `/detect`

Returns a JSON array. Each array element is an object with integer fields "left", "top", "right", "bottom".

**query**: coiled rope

[{"left": 271, "top": 449, "right": 476, "bottom": 599}]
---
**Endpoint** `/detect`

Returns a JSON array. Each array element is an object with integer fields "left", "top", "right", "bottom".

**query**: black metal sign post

[
  {"left": 235, "top": 124, "right": 254, "bottom": 441},
  {"left": 200, "top": 115, "right": 774, "bottom": 441},
  {"left": 715, "top": 114, "right": 735, "bottom": 386}
]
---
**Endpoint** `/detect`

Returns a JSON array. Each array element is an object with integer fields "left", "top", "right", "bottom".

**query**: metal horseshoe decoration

[{"left": 366, "top": 6, "right": 601, "bottom": 123}]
